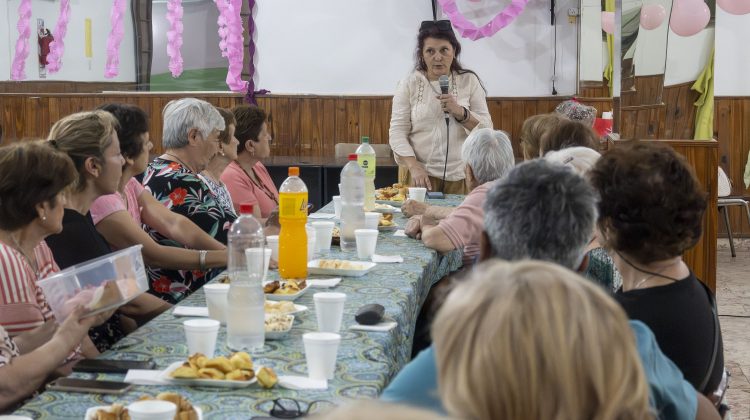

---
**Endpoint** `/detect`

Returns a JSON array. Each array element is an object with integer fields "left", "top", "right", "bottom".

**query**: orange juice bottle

[{"left": 278, "top": 167, "right": 308, "bottom": 279}]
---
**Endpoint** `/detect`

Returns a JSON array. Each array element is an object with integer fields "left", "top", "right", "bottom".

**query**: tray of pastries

[
  {"left": 85, "top": 392, "right": 202, "bottom": 420},
  {"left": 263, "top": 278, "right": 308, "bottom": 301},
  {"left": 161, "top": 352, "right": 262, "bottom": 388},
  {"left": 308, "top": 259, "right": 377, "bottom": 277},
  {"left": 375, "top": 183, "right": 407, "bottom": 205}
]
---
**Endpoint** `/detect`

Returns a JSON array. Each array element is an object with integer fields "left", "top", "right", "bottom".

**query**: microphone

[{"left": 439, "top": 75, "right": 450, "bottom": 119}]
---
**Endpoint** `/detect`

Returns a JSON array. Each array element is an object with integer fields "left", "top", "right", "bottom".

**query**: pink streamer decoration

[
  {"left": 46, "top": 0, "right": 72, "bottom": 73},
  {"left": 11, "top": 0, "right": 33, "bottom": 81},
  {"left": 166, "top": 0, "right": 184, "bottom": 78},
  {"left": 104, "top": 0, "right": 128, "bottom": 78},
  {"left": 215, "top": 0, "right": 248, "bottom": 92},
  {"left": 437, "top": 0, "right": 530, "bottom": 41}
]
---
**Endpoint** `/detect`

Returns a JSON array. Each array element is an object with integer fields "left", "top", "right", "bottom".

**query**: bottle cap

[
  {"left": 348, "top": 153, "right": 358, "bottom": 161},
  {"left": 361, "top": 136, "right": 370, "bottom": 144},
  {"left": 288, "top": 167, "right": 300, "bottom": 176},
  {"left": 239, "top": 203, "right": 254, "bottom": 214}
]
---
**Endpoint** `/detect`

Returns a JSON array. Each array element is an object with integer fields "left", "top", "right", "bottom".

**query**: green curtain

[
  {"left": 602, "top": 0, "right": 615, "bottom": 96},
  {"left": 691, "top": 48, "right": 714, "bottom": 140}
]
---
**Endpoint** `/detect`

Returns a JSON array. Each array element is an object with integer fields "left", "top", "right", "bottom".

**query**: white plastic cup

[
  {"left": 303, "top": 332, "right": 341, "bottom": 381},
  {"left": 408, "top": 187, "right": 427, "bottom": 202},
  {"left": 266, "top": 235, "right": 279, "bottom": 263},
  {"left": 183, "top": 318, "right": 220, "bottom": 357},
  {"left": 127, "top": 400, "right": 177, "bottom": 420},
  {"left": 332, "top": 196, "right": 342, "bottom": 218},
  {"left": 314, "top": 292, "right": 347, "bottom": 333},
  {"left": 245, "top": 248, "right": 272, "bottom": 281},
  {"left": 203, "top": 283, "right": 230, "bottom": 324},
  {"left": 355, "top": 229, "right": 379, "bottom": 259},
  {"left": 364, "top": 212, "right": 380, "bottom": 230},
  {"left": 312, "top": 221, "right": 335, "bottom": 253},
  {"left": 306, "top": 225, "right": 317, "bottom": 261}
]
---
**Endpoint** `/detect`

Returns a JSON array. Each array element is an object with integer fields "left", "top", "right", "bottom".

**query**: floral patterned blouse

[
  {"left": 0, "top": 324, "right": 20, "bottom": 367},
  {"left": 142, "top": 157, "right": 235, "bottom": 304}
]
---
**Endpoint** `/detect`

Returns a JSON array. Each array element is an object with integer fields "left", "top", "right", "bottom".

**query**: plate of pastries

[
  {"left": 308, "top": 259, "right": 377, "bottom": 277},
  {"left": 378, "top": 213, "right": 397, "bottom": 231},
  {"left": 375, "top": 183, "right": 407, "bottom": 205},
  {"left": 162, "top": 352, "right": 277, "bottom": 388},
  {"left": 263, "top": 278, "right": 308, "bottom": 301},
  {"left": 264, "top": 300, "right": 307, "bottom": 315},
  {"left": 85, "top": 392, "right": 201, "bottom": 420}
]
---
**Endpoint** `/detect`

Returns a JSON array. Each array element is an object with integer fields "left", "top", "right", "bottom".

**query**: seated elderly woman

[
  {"left": 383, "top": 160, "right": 719, "bottom": 420},
  {"left": 404, "top": 128, "right": 514, "bottom": 264},
  {"left": 434, "top": 260, "right": 653, "bottom": 420},
  {"left": 85, "top": 103, "right": 228, "bottom": 305},
  {"left": 199, "top": 107, "right": 239, "bottom": 216},
  {"left": 143, "top": 98, "right": 236, "bottom": 303},
  {"left": 590, "top": 142, "right": 725, "bottom": 399},
  {"left": 221, "top": 105, "right": 279, "bottom": 220},
  {"left": 518, "top": 113, "right": 564, "bottom": 160},
  {"left": 538, "top": 119, "right": 600, "bottom": 157},
  {"left": 0, "top": 141, "right": 115, "bottom": 359}
]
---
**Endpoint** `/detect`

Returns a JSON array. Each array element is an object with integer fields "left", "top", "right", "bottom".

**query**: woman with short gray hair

[
  {"left": 405, "top": 128, "right": 514, "bottom": 265},
  {"left": 142, "top": 98, "right": 235, "bottom": 304}
]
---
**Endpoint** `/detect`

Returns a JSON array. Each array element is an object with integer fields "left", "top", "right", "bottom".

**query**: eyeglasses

[
  {"left": 420, "top": 19, "right": 452, "bottom": 33},
  {"left": 268, "top": 398, "right": 335, "bottom": 418}
]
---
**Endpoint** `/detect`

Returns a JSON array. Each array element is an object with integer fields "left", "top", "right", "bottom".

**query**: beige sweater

[{"left": 388, "top": 70, "right": 492, "bottom": 181}]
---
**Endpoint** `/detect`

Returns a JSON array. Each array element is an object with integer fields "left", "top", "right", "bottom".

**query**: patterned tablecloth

[{"left": 15, "top": 196, "right": 464, "bottom": 419}]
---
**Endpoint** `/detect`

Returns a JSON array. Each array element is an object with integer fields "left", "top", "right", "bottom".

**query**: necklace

[
  {"left": 163, "top": 153, "right": 194, "bottom": 173},
  {"left": 7, "top": 234, "right": 40, "bottom": 277},
  {"left": 617, "top": 251, "right": 682, "bottom": 289}
]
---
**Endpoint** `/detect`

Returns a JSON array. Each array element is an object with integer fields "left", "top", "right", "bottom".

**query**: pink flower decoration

[
  {"left": 215, "top": 0, "right": 248, "bottom": 92},
  {"left": 46, "top": 0, "right": 72, "bottom": 73},
  {"left": 11, "top": 0, "right": 32, "bottom": 80},
  {"left": 166, "top": 0, "right": 184, "bottom": 77},
  {"left": 437, "top": 0, "right": 530, "bottom": 41},
  {"left": 104, "top": 0, "right": 128, "bottom": 78}
]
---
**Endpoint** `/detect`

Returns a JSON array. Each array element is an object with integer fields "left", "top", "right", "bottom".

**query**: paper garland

[
  {"left": 437, "top": 0, "right": 530, "bottom": 41},
  {"left": 46, "top": 0, "right": 71, "bottom": 73},
  {"left": 104, "top": 0, "right": 128, "bottom": 78},
  {"left": 11, "top": 0, "right": 32, "bottom": 81},
  {"left": 215, "top": 0, "right": 248, "bottom": 92},
  {"left": 166, "top": 0, "right": 184, "bottom": 77}
]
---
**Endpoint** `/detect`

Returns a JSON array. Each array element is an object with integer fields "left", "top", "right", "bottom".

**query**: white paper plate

[
  {"left": 308, "top": 259, "right": 377, "bottom": 277},
  {"left": 84, "top": 405, "right": 203, "bottom": 420},
  {"left": 264, "top": 282, "right": 309, "bottom": 301},
  {"left": 378, "top": 224, "right": 398, "bottom": 231},
  {"left": 265, "top": 303, "right": 308, "bottom": 316},
  {"left": 371, "top": 204, "right": 399, "bottom": 214},
  {"left": 160, "top": 362, "right": 257, "bottom": 388},
  {"left": 375, "top": 199, "right": 404, "bottom": 207}
]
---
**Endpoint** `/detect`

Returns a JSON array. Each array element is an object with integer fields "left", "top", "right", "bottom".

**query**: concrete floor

[{"left": 717, "top": 238, "right": 750, "bottom": 419}]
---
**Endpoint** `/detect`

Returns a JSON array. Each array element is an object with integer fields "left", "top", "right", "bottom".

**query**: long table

[{"left": 15, "top": 197, "right": 464, "bottom": 419}]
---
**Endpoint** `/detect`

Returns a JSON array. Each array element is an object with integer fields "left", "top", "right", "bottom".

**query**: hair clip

[
  {"left": 562, "top": 156, "right": 574, "bottom": 164},
  {"left": 48, "top": 139, "right": 58, "bottom": 148}
]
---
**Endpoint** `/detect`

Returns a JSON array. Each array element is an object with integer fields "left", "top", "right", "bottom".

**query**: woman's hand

[
  {"left": 405, "top": 216, "right": 423, "bottom": 239},
  {"left": 55, "top": 307, "right": 102, "bottom": 349},
  {"left": 408, "top": 161, "right": 432, "bottom": 190},
  {"left": 436, "top": 94, "right": 463, "bottom": 119},
  {"left": 402, "top": 200, "right": 428, "bottom": 218}
]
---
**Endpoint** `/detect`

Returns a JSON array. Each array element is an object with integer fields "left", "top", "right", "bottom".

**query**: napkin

[
  {"left": 371, "top": 255, "right": 403, "bottom": 263},
  {"left": 307, "top": 278, "right": 342, "bottom": 288},
  {"left": 172, "top": 306, "right": 209, "bottom": 317},
  {"left": 124, "top": 369, "right": 170, "bottom": 385},
  {"left": 278, "top": 375, "right": 328, "bottom": 390},
  {"left": 308, "top": 213, "right": 336, "bottom": 219},
  {"left": 349, "top": 321, "right": 398, "bottom": 332},
  {"left": 393, "top": 230, "right": 407, "bottom": 237}
]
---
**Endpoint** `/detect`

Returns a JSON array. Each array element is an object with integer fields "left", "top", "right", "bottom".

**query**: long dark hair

[{"left": 414, "top": 22, "right": 486, "bottom": 92}]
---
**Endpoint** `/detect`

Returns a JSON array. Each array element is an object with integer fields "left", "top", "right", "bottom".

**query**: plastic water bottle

[
  {"left": 226, "top": 203, "right": 265, "bottom": 350},
  {"left": 340, "top": 154, "right": 365, "bottom": 251},
  {"left": 278, "top": 167, "right": 309, "bottom": 279},
  {"left": 356, "top": 136, "right": 377, "bottom": 211}
]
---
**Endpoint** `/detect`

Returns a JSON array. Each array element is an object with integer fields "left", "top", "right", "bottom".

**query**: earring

[
  {"left": 251, "top": 149, "right": 255, "bottom": 157},
  {"left": 41, "top": 213, "right": 47, "bottom": 221},
  {"left": 219, "top": 148, "right": 225, "bottom": 157}
]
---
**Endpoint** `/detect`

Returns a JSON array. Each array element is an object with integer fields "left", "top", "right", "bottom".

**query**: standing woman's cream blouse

[{"left": 389, "top": 70, "right": 492, "bottom": 181}]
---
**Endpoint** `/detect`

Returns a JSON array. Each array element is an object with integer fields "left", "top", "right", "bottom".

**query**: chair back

[{"left": 718, "top": 167, "right": 732, "bottom": 197}]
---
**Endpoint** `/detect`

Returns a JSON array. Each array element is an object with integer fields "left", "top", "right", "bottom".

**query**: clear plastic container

[
  {"left": 226, "top": 203, "right": 266, "bottom": 350},
  {"left": 37, "top": 244, "right": 148, "bottom": 321},
  {"left": 340, "top": 154, "right": 365, "bottom": 251},
  {"left": 278, "top": 167, "right": 309, "bottom": 279},
  {"left": 356, "top": 136, "right": 376, "bottom": 211}
]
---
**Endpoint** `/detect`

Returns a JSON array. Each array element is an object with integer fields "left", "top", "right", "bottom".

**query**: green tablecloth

[{"left": 15, "top": 196, "right": 464, "bottom": 419}]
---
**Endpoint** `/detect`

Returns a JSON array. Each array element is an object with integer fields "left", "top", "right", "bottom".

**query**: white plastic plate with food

[
  {"left": 263, "top": 280, "right": 308, "bottom": 301},
  {"left": 375, "top": 199, "right": 403, "bottom": 208},
  {"left": 371, "top": 203, "right": 399, "bottom": 214},
  {"left": 265, "top": 314, "right": 294, "bottom": 340},
  {"left": 308, "top": 259, "right": 377, "bottom": 277},
  {"left": 84, "top": 405, "right": 203, "bottom": 420},
  {"left": 160, "top": 362, "right": 257, "bottom": 388},
  {"left": 264, "top": 301, "right": 308, "bottom": 315}
]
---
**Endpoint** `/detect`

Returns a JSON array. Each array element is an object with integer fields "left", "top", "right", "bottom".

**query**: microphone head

[{"left": 439, "top": 75, "right": 450, "bottom": 94}]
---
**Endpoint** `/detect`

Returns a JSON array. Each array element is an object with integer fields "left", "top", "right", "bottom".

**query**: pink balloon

[
  {"left": 601, "top": 11, "right": 615, "bottom": 34},
  {"left": 717, "top": 0, "right": 750, "bottom": 15},
  {"left": 640, "top": 4, "right": 667, "bottom": 29},
  {"left": 670, "top": 0, "right": 710, "bottom": 36}
]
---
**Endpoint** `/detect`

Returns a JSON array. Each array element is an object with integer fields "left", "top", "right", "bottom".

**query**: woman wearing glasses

[{"left": 389, "top": 20, "right": 492, "bottom": 194}]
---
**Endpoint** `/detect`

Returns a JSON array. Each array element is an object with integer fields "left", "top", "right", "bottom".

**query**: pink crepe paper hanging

[
  {"left": 46, "top": 0, "right": 72, "bottom": 73},
  {"left": 11, "top": 0, "right": 33, "bottom": 81},
  {"left": 104, "top": 0, "right": 128, "bottom": 78},
  {"left": 166, "top": 0, "right": 184, "bottom": 77},
  {"left": 437, "top": 0, "right": 530, "bottom": 41},
  {"left": 215, "top": 0, "right": 248, "bottom": 92}
]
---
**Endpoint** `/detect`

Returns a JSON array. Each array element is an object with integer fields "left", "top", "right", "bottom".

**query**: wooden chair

[
  {"left": 334, "top": 143, "right": 392, "bottom": 158},
  {"left": 718, "top": 166, "right": 750, "bottom": 257}
]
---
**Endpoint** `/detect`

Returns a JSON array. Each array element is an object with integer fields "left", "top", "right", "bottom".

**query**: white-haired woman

[
  {"left": 405, "top": 128, "right": 514, "bottom": 265},
  {"left": 142, "top": 98, "right": 236, "bottom": 304}
]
